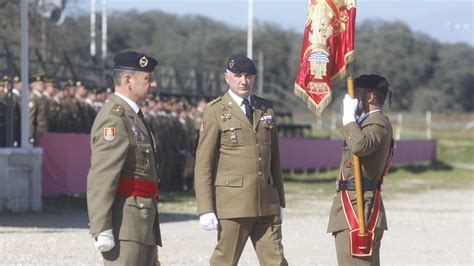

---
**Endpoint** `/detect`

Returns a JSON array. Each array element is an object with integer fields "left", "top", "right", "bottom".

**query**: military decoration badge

[
  {"left": 221, "top": 113, "right": 232, "bottom": 121},
  {"left": 260, "top": 115, "right": 274, "bottom": 124},
  {"left": 132, "top": 126, "right": 143, "bottom": 141},
  {"left": 103, "top": 127, "right": 116, "bottom": 142}
]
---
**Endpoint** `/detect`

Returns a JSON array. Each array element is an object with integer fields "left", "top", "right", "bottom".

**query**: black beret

[
  {"left": 113, "top": 51, "right": 158, "bottom": 72},
  {"left": 226, "top": 54, "right": 257, "bottom": 75},
  {"left": 354, "top": 74, "right": 390, "bottom": 91}
]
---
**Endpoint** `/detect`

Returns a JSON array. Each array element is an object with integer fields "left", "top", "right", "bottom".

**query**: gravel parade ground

[{"left": 1, "top": 186, "right": 472, "bottom": 265}]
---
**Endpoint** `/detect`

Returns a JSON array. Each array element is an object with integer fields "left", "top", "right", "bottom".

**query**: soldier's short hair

[
  {"left": 112, "top": 69, "right": 135, "bottom": 87},
  {"left": 355, "top": 74, "right": 391, "bottom": 106}
]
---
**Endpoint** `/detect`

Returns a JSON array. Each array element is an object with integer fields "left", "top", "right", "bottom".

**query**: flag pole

[{"left": 347, "top": 70, "right": 367, "bottom": 237}]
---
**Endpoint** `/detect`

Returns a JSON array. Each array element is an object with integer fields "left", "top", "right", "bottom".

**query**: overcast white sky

[{"left": 70, "top": 0, "right": 473, "bottom": 45}]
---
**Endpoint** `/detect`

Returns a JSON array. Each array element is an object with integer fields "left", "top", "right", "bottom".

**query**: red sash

[
  {"left": 116, "top": 178, "right": 158, "bottom": 199},
  {"left": 340, "top": 139, "right": 394, "bottom": 257}
]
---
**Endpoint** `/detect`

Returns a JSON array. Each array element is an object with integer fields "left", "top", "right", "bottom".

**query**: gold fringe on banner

[
  {"left": 293, "top": 50, "right": 355, "bottom": 116},
  {"left": 293, "top": 83, "right": 332, "bottom": 117}
]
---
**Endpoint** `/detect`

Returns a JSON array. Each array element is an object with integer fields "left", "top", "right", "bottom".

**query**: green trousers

[{"left": 211, "top": 215, "right": 288, "bottom": 266}]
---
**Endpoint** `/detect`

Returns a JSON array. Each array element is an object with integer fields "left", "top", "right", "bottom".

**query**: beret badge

[{"left": 139, "top": 56, "right": 149, "bottom": 68}]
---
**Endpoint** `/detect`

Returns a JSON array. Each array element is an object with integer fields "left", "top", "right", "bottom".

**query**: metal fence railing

[{"left": 290, "top": 111, "right": 474, "bottom": 140}]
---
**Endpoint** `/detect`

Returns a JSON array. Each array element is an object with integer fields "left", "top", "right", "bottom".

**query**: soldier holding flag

[
  {"left": 327, "top": 74, "right": 394, "bottom": 265},
  {"left": 293, "top": 1, "right": 395, "bottom": 264}
]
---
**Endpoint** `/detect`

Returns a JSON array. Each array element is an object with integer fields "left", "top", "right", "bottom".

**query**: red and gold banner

[{"left": 294, "top": 0, "right": 356, "bottom": 115}]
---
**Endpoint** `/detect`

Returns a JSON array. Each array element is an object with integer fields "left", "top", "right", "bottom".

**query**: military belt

[
  {"left": 336, "top": 179, "right": 379, "bottom": 192},
  {"left": 116, "top": 178, "right": 158, "bottom": 198}
]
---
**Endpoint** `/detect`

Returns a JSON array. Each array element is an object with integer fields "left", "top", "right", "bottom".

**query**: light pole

[
  {"left": 101, "top": 0, "right": 107, "bottom": 60},
  {"left": 247, "top": 0, "right": 253, "bottom": 59},
  {"left": 20, "top": 0, "right": 29, "bottom": 147},
  {"left": 90, "top": 0, "right": 96, "bottom": 57}
]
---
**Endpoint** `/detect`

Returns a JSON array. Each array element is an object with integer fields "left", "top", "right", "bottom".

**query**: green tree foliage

[
  {"left": 1, "top": 5, "right": 472, "bottom": 112},
  {"left": 355, "top": 20, "right": 439, "bottom": 110},
  {"left": 425, "top": 43, "right": 474, "bottom": 112}
]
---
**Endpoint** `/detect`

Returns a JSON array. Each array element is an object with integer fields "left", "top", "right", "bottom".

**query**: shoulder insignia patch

[
  {"left": 103, "top": 127, "right": 116, "bottom": 141},
  {"left": 110, "top": 104, "right": 125, "bottom": 116},
  {"left": 207, "top": 96, "right": 222, "bottom": 106},
  {"left": 362, "top": 122, "right": 385, "bottom": 129}
]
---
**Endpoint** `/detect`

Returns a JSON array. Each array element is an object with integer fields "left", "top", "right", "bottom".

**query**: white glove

[
  {"left": 280, "top": 207, "right": 285, "bottom": 221},
  {"left": 199, "top": 212, "right": 218, "bottom": 231},
  {"left": 94, "top": 229, "right": 115, "bottom": 252},
  {"left": 342, "top": 94, "right": 358, "bottom": 125}
]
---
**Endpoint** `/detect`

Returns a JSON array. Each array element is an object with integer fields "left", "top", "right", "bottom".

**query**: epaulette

[
  {"left": 110, "top": 104, "right": 125, "bottom": 116},
  {"left": 207, "top": 96, "right": 222, "bottom": 106},
  {"left": 361, "top": 112, "right": 388, "bottom": 129},
  {"left": 254, "top": 95, "right": 273, "bottom": 108}
]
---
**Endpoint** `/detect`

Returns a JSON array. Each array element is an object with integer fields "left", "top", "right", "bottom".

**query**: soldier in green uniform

[
  {"left": 61, "top": 80, "right": 77, "bottom": 132},
  {"left": 75, "top": 81, "right": 94, "bottom": 133},
  {"left": 180, "top": 104, "right": 198, "bottom": 191},
  {"left": 42, "top": 78, "right": 58, "bottom": 132},
  {"left": 87, "top": 51, "right": 161, "bottom": 265},
  {"left": 12, "top": 76, "right": 22, "bottom": 147},
  {"left": 327, "top": 74, "right": 393, "bottom": 266},
  {"left": 49, "top": 84, "right": 66, "bottom": 133},
  {"left": 194, "top": 54, "right": 287, "bottom": 265},
  {"left": 28, "top": 75, "right": 48, "bottom": 146},
  {"left": 150, "top": 98, "right": 170, "bottom": 190}
]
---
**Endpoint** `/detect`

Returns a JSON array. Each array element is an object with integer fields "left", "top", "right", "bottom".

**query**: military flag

[{"left": 294, "top": 0, "right": 356, "bottom": 115}]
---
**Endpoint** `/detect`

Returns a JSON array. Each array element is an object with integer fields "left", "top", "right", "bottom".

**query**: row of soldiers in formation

[
  {"left": 0, "top": 75, "right": 208, "bottom": 191},
  {"left": 0, "top": 76, "right": 104, "bottom": 146}
]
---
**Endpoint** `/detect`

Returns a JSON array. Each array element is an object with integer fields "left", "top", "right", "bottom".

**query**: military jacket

[
  {"left": 28, "top": 92, "right": 48, "bottom": 144},
  {"left": 0, "top": 97, "right": 6, "bottom": 146},
  {"left": 12, "top": 92, "right": 21, "bottom": 146},
  {"left": 194, "top": 91, "right": 285, "bottom": 219},
  {"left": 87, "top": 94, "right": 161, "bottom": 246},
  {"left": 327, "top": 111, "right": 393, "bottom": 233}
]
